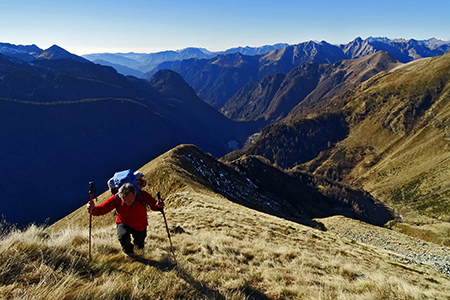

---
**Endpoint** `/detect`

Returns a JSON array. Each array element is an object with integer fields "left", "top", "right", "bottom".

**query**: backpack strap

[
  {"left": 136, "top": 189, "right": 147, "bottom": 208},
  {"left": 114, "top": 194, "right": 120, "bottom": 215}
]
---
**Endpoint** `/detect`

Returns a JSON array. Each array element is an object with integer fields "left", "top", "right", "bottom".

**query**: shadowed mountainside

[{"left": 0, "top": 49, "right": 254, "bottom": 226}]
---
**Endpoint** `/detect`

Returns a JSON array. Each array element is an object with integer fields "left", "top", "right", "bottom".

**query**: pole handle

[{"left": 89, "top": 181, "right": 95, "bottom": 196}]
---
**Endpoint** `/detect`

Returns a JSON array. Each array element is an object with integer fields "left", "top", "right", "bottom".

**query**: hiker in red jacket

[{"left": 87, "top": 183, "right": 164, "bottom": 255}]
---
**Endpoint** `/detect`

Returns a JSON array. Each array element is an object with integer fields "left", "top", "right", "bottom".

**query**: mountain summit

[{"left": 37, "top": 45, "right": 90, "bottom": 63}]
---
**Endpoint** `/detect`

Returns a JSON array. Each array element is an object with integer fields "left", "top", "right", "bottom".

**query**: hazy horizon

[{"left": 2, "top": 0, "right": 449, "bottom": 56}]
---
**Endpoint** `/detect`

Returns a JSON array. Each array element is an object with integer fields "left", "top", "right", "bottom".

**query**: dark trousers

[{"left": 116, "top": 223, "right": 147, "bottom": 254}]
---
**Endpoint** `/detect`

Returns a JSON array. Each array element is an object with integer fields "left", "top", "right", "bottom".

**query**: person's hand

[
  {"left": 86, "top": 200, "right": 95, "bottom": 213},
  {"left": 157, "top": 199, "right": 165, "bottom": 210}
]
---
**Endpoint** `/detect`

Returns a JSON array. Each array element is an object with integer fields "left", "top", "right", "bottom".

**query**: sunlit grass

[{"left": 2, "top": 190, "right": 450, "bottom": 299}]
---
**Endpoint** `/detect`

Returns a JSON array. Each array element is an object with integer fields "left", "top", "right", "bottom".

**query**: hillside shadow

[
  {"left": 213, "top": 113, "right": 396, "bottom": 230},
  {"left": 220, "top": 153, "right": 394, "bottom": 231},
  {"left": 131, "top": 255, "right": 176, "bottom": 272},
  {"left": 290, "top": 217, "right": 327, "bottom": 231},
  {"left": 131, "top": 250, "right": 274, "bottom": 300},
  {"left": 174, "top": 263, "right": 275, "bottom": 300},
  {"left": 134, "top": 254, "right": 230, "bottom": 299}
]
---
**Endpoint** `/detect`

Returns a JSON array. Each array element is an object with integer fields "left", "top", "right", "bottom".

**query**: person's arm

[
  {"left": 141, "top": 191, "right": 165, "bottom": 211},
  {"left": 87, "top": 195, "right": 116, "bottom": 216}
]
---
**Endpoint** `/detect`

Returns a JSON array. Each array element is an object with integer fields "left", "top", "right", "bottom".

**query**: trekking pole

[
  {"left": 89, "top": 182, "right": 96, "bottom": 259},
  {"left": 157, "top": 191, "right": 176, "bottom": 264}
]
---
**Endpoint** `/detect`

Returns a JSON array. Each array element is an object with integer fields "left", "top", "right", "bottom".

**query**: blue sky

[{"left": 1, "top": 0, "right": 449, "bottom": 55}]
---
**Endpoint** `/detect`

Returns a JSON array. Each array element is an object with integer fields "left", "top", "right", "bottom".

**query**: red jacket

[{"left": 91, "top": 190, "right": 160, "bottom": 231}]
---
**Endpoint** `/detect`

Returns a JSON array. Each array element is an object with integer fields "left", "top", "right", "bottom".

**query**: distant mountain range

[
  {"left": 82, "top": 37, "right": 450, "bottom": 109},
  {"left": 0, "top": 43, "right": 89, "bottom": 63},
  {"left": 81, "top": 44, "right": 290, "bottom": 78}
]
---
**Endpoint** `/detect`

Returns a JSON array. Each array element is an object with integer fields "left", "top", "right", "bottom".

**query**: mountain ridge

[
  {"left": 7, "top": 162, "right": 447, "bottom": 300},
  {"left": 221, "top": 51, "right": 400, "bottom": 124},
  {"left": 39, "top": 143, "right": 450, "bottom": 299},
  {"left": 223, "top": 51, "right": 450, "bottom": 223},
  {"left": 140, "top": 37, "right": 450, "bottom": 109},
  {"left": 80, "top": 37, "right": 450, "bottom": 78},
  {"left": 5, "top": 37, "right": 449, "bottom": 112}
]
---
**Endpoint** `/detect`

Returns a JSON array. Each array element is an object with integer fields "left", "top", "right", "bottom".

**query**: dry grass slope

[{"left": 2, "top": 145, "right": 450, "bottom": 299}]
